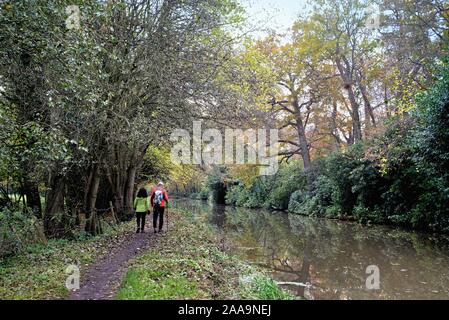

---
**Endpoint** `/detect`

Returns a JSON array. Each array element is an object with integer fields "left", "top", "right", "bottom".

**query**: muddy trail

[{"left": 67, "top": 221, "right": 166, "bottom": 300}]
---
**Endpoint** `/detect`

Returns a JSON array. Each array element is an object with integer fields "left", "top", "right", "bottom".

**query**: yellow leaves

[
  {"left": 169, "top": 164, "right": 197, "bottom": 188},
  {"left": 379, "top": 156, "right": 388, "bottom": 177},
  {"left": 443, "top": 4, "right": 449, "bottom": 41},
  {"left": 228, "top": 165, "right": 260, "bottom": 188},
  {"left": 235, "top": 28, "right": 331, "bottom": 108},
  {"left": 227, "top": 41, "right": 278, "bottom": 105},
  {"left": 382, "top": 66, "right": 423, "bottom": 115}
]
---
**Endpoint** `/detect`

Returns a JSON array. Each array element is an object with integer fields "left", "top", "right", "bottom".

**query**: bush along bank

[{"left": 221, "top": 59, "right": 449, "bottom": 234}]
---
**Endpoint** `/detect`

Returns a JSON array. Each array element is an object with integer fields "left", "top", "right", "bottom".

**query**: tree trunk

[
  {"left": 297, "top": 124, "right": 312, "bottom": 172},
  {"left": 85, "top": 164, "right": 101, "bottom": 235},
  {"left": 384, "top": 82, "right": 392, "bottom": 117},
  {"left": 124, "top": 165, "right": 137, "bottom": 217},
  {"left": 104, "top": 145, "right": 127, "bottom": 218},
  {"left": 292, "top": 99, "right": 312, "bottom": 172},
  {"left": 346, "top": 85, "right": 362, "bottom": 143},
  {"left": 65, "top": 170, "right": 85, "bottom": 227},
  {"left": 44, "top": 173, "right": 66, "bottom": 237},
  {"left": 23, "top": 180, "right": 42, "bottom": 219},
  {"left": 289, "top": 98, "right": 315, "bottom": 189},
  {"left": 106, "top": 145, "right": 147, "bottom": 221},
  {"left": 330, "top": 101, "right": 343, "bottom": 149},
  {"left": 105, "top": 165, "right": 124, "bottom": 217},
  {"left": 335, "top": 58, "right": 362, "bottom": 143},
  {"left": 358, "top": 81, "right": 376, "bottom": 133}
]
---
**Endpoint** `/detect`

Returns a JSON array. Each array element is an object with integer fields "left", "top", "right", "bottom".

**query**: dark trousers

[
  {"left": 136, "top": 212, "right": 146, "bottom": 230},
  {"left": 153, "top": 206, "right": 165, "bottom": 230}
]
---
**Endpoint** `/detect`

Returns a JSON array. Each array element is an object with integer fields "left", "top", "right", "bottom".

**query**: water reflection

[{"left": 172, "top": 198, "right": 449, "bottom": 300}]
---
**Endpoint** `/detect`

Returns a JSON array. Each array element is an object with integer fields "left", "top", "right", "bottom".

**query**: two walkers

[{"left": 133, "top": 182, "right": 169, "bottom": 234}]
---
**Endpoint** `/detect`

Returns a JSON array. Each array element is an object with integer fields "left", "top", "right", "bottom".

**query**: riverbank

[
  {"left": 116, "top": 209, "right": 293, "bottom": 300},
  {"left": 190, "top": 191, "right": 449, "bottom": 237},
  {"left": 0, "top": 208, "right": 292, "bottom": 300}
]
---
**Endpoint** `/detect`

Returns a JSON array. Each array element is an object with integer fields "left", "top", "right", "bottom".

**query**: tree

[
  {"left": 310, "top": 0, "right": 382, "bottom": 142},
  {"left": 0, "top": 0, "right": 69, "bottom": 219},
  {"left": 379, "top": 0, "right": 449, "bottom": 113},
  {"left": 0, "top": 0, "right": 245, "bottom": 235}
]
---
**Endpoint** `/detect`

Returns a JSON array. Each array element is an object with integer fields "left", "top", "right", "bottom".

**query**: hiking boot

[
  {"left": 154, "top": 229, "right": 158, "bottom": 234},
  {"left": 136, "top": 229, "right": 140, "bottom": 234}
]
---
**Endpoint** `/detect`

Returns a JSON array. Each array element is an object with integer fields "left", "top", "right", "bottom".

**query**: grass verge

[
  {"left": 116, "top": 209, "right": 294, "bottom": 300},
  {"left": 0, "top": 221, "right": 134, "bottom": 299}
]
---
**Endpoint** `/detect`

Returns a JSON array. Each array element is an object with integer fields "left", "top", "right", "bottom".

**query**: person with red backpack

[{"left": 150, "top": 181, "right": 169, "bottom": 233}]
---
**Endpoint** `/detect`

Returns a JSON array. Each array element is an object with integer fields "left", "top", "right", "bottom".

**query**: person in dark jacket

[{"left": 150, "top": 182, "right": 168, "bottom": 233}]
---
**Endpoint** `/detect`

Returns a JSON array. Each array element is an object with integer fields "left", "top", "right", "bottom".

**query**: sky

[{"left": 239, "top": 0, "right": 311, "bottom": 38}]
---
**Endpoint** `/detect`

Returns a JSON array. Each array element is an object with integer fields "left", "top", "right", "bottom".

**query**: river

[{"left": 172, "top": 198, "right": 449, "bottom": 300}]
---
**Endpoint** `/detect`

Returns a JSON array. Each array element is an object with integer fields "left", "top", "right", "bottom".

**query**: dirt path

[{"left": 67, "top": 221, "right": 163, "bottom": 300}]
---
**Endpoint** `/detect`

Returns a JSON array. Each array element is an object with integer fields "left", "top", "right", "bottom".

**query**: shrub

[
  {"left": 323, "top": 144, "right": 365, "bottom": 215},
  {"left": 198, "top": 188, "right": 209, "bottom": 200},
  {"left": 288, "top": 175, "right": 336, "bottom": 217},
  {"left": 246, "top": 176, "right": 271, "bottom": 208},
  {"left": 190, "top": 186, "right": 209, "bottom": 201},
  {"left": 311, "top": 175, "right": 335, "bottom": 215},
  {"left": 0, "top": 207, "right": 46, "bottom": 257},
  {"left": 353, "top": 204, "right": 384, "bottom": 224},
  {"left": 227, "top": 161, "right": 305, "bottom": 210},
  {"left": 288, "top": 190, "right": 309, "bottom": 215},
  {"left": 226, "top": 184, "right": 251, "bottom": 207},
  {"left": 264, "top": 161, "right": 306, "bottom": 210},
  {"left": 409, "top": 58, "right": 449, "bottom": 233}
]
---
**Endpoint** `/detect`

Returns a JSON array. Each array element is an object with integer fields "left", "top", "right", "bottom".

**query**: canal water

[{"left": 172, "top": 198, "right": 449, "bottom": 300}]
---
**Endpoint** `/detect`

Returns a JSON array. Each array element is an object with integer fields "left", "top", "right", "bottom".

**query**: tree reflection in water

[{"left": 173, "top": 198, "right": 449, "bottom": 300}]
